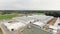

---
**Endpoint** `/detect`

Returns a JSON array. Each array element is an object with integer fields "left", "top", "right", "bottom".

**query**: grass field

[{"left": 0, "top": 14, "right": 17, "bottom": 20}]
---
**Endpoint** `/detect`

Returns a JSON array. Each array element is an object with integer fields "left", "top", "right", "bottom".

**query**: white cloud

[{"left": 0, "top": 0, "right": 60, "bottom": 10}]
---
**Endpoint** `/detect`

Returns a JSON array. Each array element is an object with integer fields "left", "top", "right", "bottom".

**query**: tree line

[
  {"left": 45, "top": 11, "right": 60, "bottom": 17},
  {"left": 0, "top": 10, "right": 60, "bottom": 17},
  {"left": 0, "top": 10, "right": 44, "bottom": 14}
]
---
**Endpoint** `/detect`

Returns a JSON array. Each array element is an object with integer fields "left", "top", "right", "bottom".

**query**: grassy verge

[{"left": 0, "top": 14, "right": 17, "bottom": 20}]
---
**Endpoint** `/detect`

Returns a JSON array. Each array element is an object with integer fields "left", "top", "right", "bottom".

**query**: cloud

[{"left": 0, "top": 0, "right": 60, "bottom": 10}]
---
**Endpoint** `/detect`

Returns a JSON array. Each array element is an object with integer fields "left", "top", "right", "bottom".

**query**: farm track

[{"left": 0, "top": 28, "right": 3, "bottom": 34}]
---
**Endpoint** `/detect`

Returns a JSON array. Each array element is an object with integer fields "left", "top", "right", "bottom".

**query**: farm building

[{"left": 0, "top": 14, "right": 59, "bottom": 34}]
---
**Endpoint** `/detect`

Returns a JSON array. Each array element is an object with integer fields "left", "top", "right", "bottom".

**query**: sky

[{"left": 0, "top": 0, "right": 60, "bottom": 10}]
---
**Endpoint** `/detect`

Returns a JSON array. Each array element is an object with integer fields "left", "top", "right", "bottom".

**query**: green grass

[{"left": 0, "top": 14, "right": 17, "bottom": 20}]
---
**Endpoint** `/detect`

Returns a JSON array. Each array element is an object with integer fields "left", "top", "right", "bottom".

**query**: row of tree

[
  {"left": 0, "top": 10, "right": 60, "bottom": 17},
  {"left": 0, "top": 10, "right": 44, "bottom": 14},
  {"left": 45, "top": 11, "right": 60, "bottom": 17}
]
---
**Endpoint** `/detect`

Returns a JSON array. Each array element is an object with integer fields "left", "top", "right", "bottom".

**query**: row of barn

[{"left": 0, "top": 15, "right": 59, "bottom": 34}]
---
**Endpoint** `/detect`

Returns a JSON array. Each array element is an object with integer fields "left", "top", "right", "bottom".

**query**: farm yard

[
  {"left": 0, "top": 11, "right": 45, "bottom": 34},
  {"left": 0, "top": 11, "right": 60, "bottom": 34},
  {"left": 0, "top": 14, "right": 52, "bottom": 34}
]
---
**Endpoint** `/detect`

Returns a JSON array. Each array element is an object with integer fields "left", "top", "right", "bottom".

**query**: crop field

[{"left": 0, "top": 14, "right": 17, "bottom": 20}]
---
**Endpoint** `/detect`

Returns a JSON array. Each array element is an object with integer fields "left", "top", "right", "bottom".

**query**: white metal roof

[
  {"left": 2, "top": 15, "right": 54, "bottom": 31},
  {"left": 33, "top": 21, "right": 45, "bottom": 27},
  {"left": 43, "top": 17, "right": 54, "bottom": 24},
  {"left": 49, "top": 25, "right": 58, "bottom": 30},
  {"left": 11, "top": 15, "right": 54, "bottom": 27},
  {"left": 3, "top": 22, "right": 26, "bottom": 31},
  {"left": 53, "top": 17, "right": 59, "bottom": 27}
]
